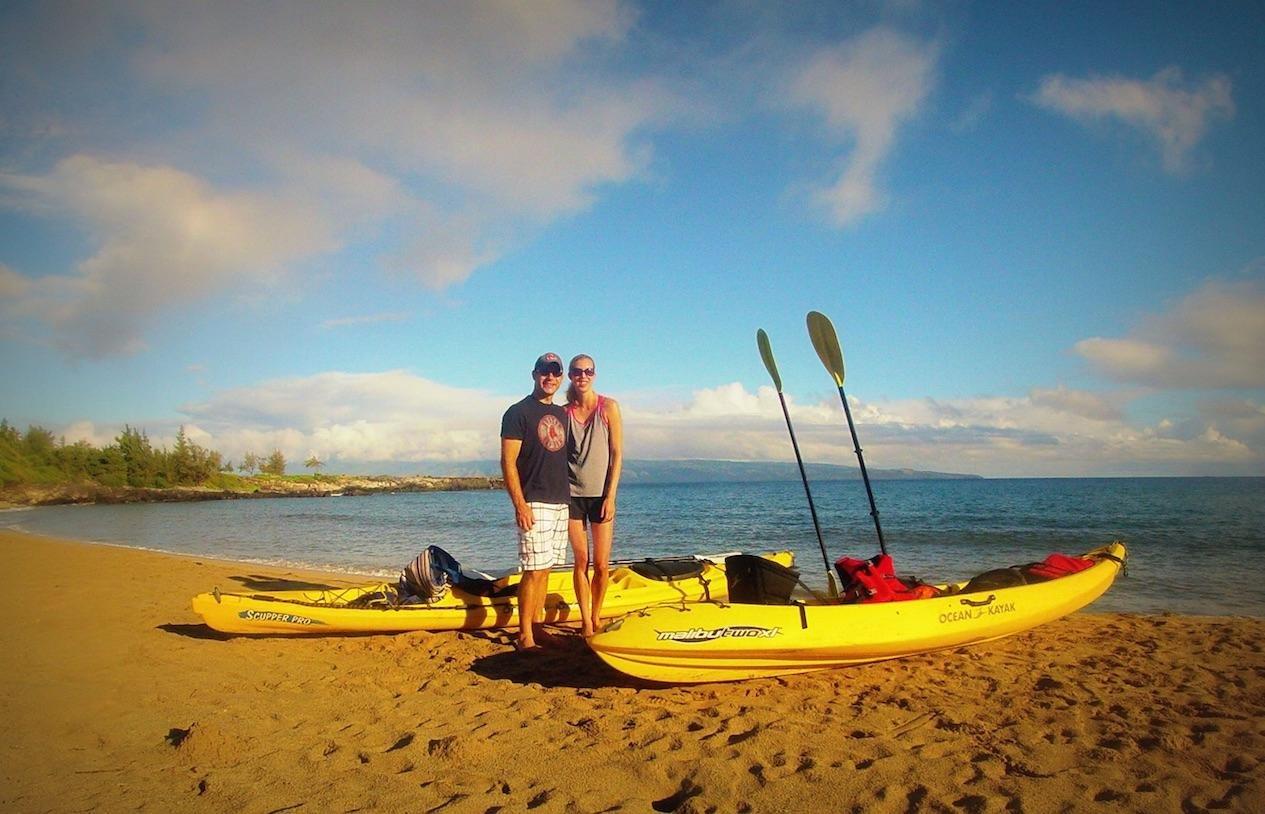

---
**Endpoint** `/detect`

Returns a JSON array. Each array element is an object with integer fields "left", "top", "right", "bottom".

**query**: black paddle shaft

[
  {"left": 775, "top": 390, "right": 830, "bottom": 572},
  {"left": 836, "top": 385, "right": 887, "bottom": 556}
]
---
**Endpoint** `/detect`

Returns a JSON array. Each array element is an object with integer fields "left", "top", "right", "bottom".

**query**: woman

[{"left": 565, "top": 354, "right": 623, "bottom": 638}]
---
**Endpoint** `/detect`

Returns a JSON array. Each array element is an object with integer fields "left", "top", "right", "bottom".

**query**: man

[{"left": 500, "top": 352, "right": 569, "bottom": 651}]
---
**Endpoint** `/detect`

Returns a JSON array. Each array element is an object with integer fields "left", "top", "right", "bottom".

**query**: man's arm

[{"left": 500, "top": 437, "right": 533, "bottom": 531}]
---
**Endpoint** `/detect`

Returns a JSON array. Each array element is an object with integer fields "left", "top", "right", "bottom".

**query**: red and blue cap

[{"left": 533, "top": 352, "right": 563, "bottom": 375}]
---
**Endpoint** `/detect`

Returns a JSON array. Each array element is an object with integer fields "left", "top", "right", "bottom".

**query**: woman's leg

[
  {"left": 568, "top": 519, "right": 594, "bottom": 636},
  {"left": 589, "top": 519, "right": 613, "bottom": 629}
]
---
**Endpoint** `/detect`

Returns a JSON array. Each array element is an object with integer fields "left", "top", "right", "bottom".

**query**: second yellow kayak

[{"left": 193, "top": 550, "right": 794, "bottom": 635}]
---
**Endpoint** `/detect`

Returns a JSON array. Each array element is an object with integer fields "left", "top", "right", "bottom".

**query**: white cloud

[
  {"left": 386, "top": 213, "right": 505, "bottom": 291},
  {"left": 1200, "top": 399, "right": 1265, "bottom": 452},
  {"left": 0, "top": 155, "right": 336, "bottom": 357},
  {"left": 36, "top": 374, "right": 1223, "bottom": 477},
  {"left": 789, "top": 28, "right": 938, "bottom": 225},
  {"left": 1075, "top": 278, "right": 1265, "bottom": 389},
  {"left": 130, "top": 1, "right": 661, "bottom": 224},
  {"left": 949, "top": 90, "right": 993, "bottom": 134},
  {"left": 0, "top": 1, "right": 670, "bottom": 353},
  {"left": 59, "top": 420, "right": 117, "bottom": 449},
  {"left": 319, "top": 312, "right": 411, "bottom": 331},
  {"left": 1029, "top": 385, "right": 1123, "bottom": 422},
  {"left": 180, "top": 370, "right": 506, "bottom": 463},
  {"left": 1031, "top": 67, "right": 1234, "bottom": 172},
  {"left": 623, "top": 381, "right": 1260, "bottom": 476},
  {"left": 0, "top": 262, "right": 30, "bottom": 298}
]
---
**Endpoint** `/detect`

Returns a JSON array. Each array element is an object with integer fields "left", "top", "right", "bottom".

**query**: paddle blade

[
  {"left": 756, "top": 329, "right": 783, "bottom": 392},
  {"left": 806, "top": 311, "right": 845, "bottom": 386}
]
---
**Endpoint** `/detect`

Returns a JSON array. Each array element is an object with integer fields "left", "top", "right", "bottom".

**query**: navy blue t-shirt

[{"left": 501, "top": 396, "right": 569, "bottom": 504}]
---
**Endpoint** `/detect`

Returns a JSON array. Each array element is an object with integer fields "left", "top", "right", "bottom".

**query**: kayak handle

[{"left": 959, "top": 594, "right": 995, "bottom": 608}]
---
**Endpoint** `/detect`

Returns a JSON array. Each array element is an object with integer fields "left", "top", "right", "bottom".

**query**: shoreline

[
  {"left": 0, "top": 523, "right": 395, "bottom": 580},
  {"left": 0, "top": 473, "right": 503, "bottom": 508},
  {"left": 3, "top": 528, "right": 1263, "bottom": 812}
]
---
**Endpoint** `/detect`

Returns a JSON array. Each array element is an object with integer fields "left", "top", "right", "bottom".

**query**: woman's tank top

[{"left": 568, "top": 396, "right": 610, "bottom": 497}]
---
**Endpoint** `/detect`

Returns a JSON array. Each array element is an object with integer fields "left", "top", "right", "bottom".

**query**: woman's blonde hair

[{"left": 565, "top": 354, "right": 595, "bottom": 405}]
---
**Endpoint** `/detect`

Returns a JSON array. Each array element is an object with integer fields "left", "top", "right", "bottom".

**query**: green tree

[
  {"left": 170, "top": 426, "right": 197, "bottom": 484},
  {"left": 304, "top": 455, "right": 323, "bottom": 473},
  {"left": 22, "top": 425, "right": 57, "bottom": 464},
  {"left": 93, "top": 445, "right": 128, "bottom": 487},
  {"left": 54, "top": 440, "right": 97, "bottom": 480},
  {"left": 0, "top": 420, "right": 25, "bottom": 486},
  {"left": 115, "top": 425, "right": 158, "bottom": 487},
  {"left": 239, "top": 452, "right": 260, "bottom": 475},
  {"left": 261, "top": 449, "right": 286, "bottom": 476},
  {"left": 169, "top": 426, "right": 223, "bottom": 485},
  {"left": 0, "top": 420, "right": 233, "bottom": 491}
]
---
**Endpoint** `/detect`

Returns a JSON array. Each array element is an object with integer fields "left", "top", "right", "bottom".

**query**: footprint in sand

[{"left": 651, "top": 777, "right": 702, "bottom": 812}]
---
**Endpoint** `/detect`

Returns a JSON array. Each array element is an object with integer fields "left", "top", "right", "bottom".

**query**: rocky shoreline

[{"left": 0, "top": 474, "right": 503, "bottom": 507}]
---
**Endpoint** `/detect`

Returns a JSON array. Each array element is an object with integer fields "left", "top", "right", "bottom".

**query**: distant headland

[
  {"left": 360, "top": 458, "right": 981, "bottom": 484},
  {"left": 0, "top": 475, "right": 503, "bottom": 507},
  {"left": 1, "top": 420, "right": 979, "bottom": 507},
  {"left": 0, "top": 461, "right": 981, "bottom": 508}
]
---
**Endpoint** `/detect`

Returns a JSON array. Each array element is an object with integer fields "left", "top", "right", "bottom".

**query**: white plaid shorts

[{"left": 517, "top": 502, "right": 570, "bottom": 571}]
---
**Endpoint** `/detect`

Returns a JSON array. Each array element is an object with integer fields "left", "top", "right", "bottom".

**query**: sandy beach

[{"left": 2, "top": 530, "right": 1262, "bottom": 813}]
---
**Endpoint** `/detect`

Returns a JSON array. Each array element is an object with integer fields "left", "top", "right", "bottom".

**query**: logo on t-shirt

[{"left": 537, "top": 414, "right": 565, "bottom": 452}]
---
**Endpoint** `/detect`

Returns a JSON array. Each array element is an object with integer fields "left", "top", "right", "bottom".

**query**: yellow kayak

[
  {"left": 192, "top": 551, "right": 794, "bottom": 635},
  {"left": 589, "top": 542, "right": 1127, "bottom": 684}
]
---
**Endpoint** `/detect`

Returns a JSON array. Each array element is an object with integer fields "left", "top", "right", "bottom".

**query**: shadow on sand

[
  {"left": 157, "top": 622, "right": 231, "bottom": 641},
  {"left": 227, "top": 575, "right": 344, "bottom": 592},
  {"left": 470, "top": 631, "right": 653, "bottom": 690}
]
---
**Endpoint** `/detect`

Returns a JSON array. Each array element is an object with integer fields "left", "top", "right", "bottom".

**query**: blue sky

[{"left": 1, "top": 1, "right": 1262, "bottom": 477}]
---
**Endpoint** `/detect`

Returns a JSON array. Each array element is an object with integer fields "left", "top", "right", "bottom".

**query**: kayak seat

[
  {"left": 456, "top": 574, "right": 518, "bottom": 598},
  {"left": 629, "top": 557, "right": 706, "bottom": 581},
  {"left": 724, "top": 554, "right": 800, "bottom": 604},
  {"left": 961, "top": 567, "right": 1031, "bottom": 593}
]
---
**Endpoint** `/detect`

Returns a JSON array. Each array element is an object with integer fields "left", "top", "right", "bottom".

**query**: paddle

[
  {"left": 805, "top": 311, "right": 888, "bottom": 556},
  {"left": 757, "top": 329, "right": 838, "bottom": 597}
]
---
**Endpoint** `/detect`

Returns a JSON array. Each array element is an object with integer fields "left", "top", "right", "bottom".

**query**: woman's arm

[{"left": 601, "top": 398, "right": 623, "bottom": 521}]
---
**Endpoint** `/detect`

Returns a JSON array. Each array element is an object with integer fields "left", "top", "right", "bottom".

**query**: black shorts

[{"left": 569, "top": 495, "right": 608, "bottom": 525}]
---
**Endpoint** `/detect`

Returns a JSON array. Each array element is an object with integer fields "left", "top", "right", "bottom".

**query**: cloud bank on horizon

[{"left": 1, "top": 2, "right": 1262, "bottom": 477}]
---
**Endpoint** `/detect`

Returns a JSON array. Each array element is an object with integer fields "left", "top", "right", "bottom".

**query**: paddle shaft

[
  {"left": 774, "top": 390, "right": 832, "bottom": 576},
  {"left": 833, "top": 384, "right": 887, "bottom": 555},
  {"left": 758, "top": 328, "right": 836, "bottom": 594}
]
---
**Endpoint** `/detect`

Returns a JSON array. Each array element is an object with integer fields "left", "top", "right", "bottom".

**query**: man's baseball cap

[{"left": 534, "top": 352, "right": 563, "bottom": 374}]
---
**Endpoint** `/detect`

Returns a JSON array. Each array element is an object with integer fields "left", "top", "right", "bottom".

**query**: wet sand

[{"left": 1, "top": 529, "right": 1262, "bottom": 812}]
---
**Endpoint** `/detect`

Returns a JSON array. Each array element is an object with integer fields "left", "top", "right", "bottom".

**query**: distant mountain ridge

[
  {"left": 618, "top": 460, "right": 980, "bottom": 483},
  {"left": 332, "top": 459, "right": 980, "bottom": 482}
]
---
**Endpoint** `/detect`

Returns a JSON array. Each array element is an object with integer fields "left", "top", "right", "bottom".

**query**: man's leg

[{"left": 517, "top": 568, "right": 549, "bottom": 649}]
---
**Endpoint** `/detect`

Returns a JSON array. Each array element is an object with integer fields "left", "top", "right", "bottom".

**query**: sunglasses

[
  {"left": 535, "top": 364, "right": 563, "bottom": 377},
  {"left": 569, "top": 367, "right": 595, "bottom": 378}
]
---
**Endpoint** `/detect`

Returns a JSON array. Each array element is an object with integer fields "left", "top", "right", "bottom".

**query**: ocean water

[{"left": 4, "top": 477, "right": 1262, "bottom": 617}]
